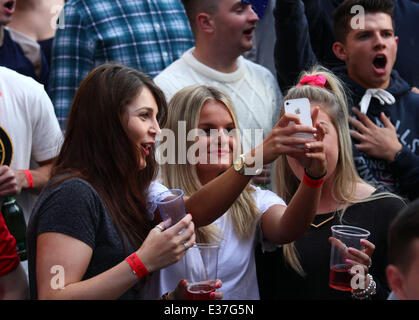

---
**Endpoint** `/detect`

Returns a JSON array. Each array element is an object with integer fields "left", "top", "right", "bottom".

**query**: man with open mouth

[
  {"left": 275, "top": 0, "right": 419, "bottom": 201},
  {"left": 274, "top": 0, "right": 419, "bottom": 91},
  {"left": 329, "top": 0, "right": 419, "bottom": 201}
]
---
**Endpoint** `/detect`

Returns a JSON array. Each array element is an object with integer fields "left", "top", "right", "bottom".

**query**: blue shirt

[{"left": 49, "top": 0, "right": 194, "bottom": 129}]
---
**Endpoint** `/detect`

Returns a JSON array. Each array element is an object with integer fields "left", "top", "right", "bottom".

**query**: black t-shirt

[
  {"left": 256, "top": 195, "right": 406, "bottom": 300},
  {"left": 27, "top": 177, "right": 158, "bottom": 300}
]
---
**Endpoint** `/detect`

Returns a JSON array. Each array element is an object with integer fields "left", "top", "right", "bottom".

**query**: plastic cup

[
  {"left": 154, "top": 189, "right": 186, "bottom": 228},
  {"left": 329, "top": 225, "right": 370, "bottom": 292},
  {"left": 184, "top": 243, "right": 219, "bottom": 300}
]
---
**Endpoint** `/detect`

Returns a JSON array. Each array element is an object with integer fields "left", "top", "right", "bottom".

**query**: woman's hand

[
  {"left": 249, "top": 113, "right": 318, "bottom": 167},
  {"left": 290, "top": 106, "right": 327, "bottom": 178},
  {"left": 329, "top": 237, "right": 375, "bottom": 290},
  {"left": 136, "top": 214, "right": 196, "bottom": 273},
  {"left": 169, "top": 279, "right": 223, "bottom": 300}
]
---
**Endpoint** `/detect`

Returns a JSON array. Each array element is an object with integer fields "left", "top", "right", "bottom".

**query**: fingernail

[
  {"left": 216, "top": 283, "right": 221, "bottom": 289},
  {"left": 345, "top": 259, "right": 353, "bottom": 265},
  {"left": 210, "top": 292, "right": 215, "bottom": 298},
  {"left": 306, "top": 143, "right": 311, "bottom": 148}
]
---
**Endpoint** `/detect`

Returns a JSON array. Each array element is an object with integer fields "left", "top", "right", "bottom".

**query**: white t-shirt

[
  {"left": 154, "top": 48, "right": 283, "bottom": 152},
  {"left": 0, "top": 67, "right": 63, "bottom": 222},
  {"left": 159, "top": 185, "right": 286, "bottom": 300}
]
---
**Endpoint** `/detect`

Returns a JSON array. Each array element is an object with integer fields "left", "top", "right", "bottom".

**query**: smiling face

[
  {"left": 286, "top": 105, "right": 339, "bottom": 182},
  {"left": 195, "top": 99, "right": 238, "bottom": 184},
  {"left": 211, "top": 0, "right": 259, "bottom": 55},
  {"left": 122, "top": 87, "right": 161, "bottom": 169},
  {"left": 333, "top": 13, "right": 398, "bottom": 89},
  {"left": 0, "top": 0, "right": 15, "bottom": 26}
]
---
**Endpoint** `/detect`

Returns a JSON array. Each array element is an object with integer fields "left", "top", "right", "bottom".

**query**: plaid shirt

[{"left": 49, "top": 0, "right": 194, "bottom": 129}]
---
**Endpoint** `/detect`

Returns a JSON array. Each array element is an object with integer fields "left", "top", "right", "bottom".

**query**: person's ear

[
  {"left": 196, "top": 13, "right": 215, "bottom": 34},
  {"left": 332, "top": 42, "right": 347, "bottom": 62},
  {"left": 386, "top": 264, "right": 407, "bottom": 300}
]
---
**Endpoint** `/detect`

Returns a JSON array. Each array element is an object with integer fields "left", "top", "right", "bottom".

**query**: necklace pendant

[{"left": 310, "top": 214, "right": 335, "bottom": 228}]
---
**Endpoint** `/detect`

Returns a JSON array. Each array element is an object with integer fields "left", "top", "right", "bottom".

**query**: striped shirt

[{"left": 49, "top": 0, "right": 194, "bottom": 129}]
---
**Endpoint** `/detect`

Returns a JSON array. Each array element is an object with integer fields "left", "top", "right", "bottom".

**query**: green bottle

[{"left": 1, "top": 197, "right": 27, "bottom": 261}]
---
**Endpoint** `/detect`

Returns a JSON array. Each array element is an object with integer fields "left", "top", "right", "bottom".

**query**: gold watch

[
  {"left": 233, "top": 154, "right": 246, "bottom": 175},
  {"left": 233, "top": 154, "right": 261, "bottom": 176}
]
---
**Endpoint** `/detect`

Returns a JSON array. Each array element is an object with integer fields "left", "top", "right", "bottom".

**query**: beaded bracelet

[{"left": 351, "top": 274, "right": 377, "bottom": 300}]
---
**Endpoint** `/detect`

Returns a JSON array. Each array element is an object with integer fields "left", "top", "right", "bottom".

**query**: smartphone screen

[{"left": 284, "top": 98, "right": 314, "bottom": 146}]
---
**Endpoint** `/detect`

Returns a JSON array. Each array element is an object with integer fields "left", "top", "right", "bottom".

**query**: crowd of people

[{"left": 0, "top": 0, "right": 418, "bottom": 301}]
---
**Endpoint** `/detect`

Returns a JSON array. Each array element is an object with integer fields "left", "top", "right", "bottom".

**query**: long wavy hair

[
  {"left": 275, "top": 66, "right": 402, "bottom": 276},
  {"left": 160, "top": 85, "right": 259, "bottom": 243},
  {"left": 51, "top": 63, "right": 167, "bottom": 250}
]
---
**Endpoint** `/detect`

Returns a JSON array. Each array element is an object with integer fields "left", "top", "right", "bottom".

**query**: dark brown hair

[
  {"left": 52, "top": 63, "right": 167, "bottom": 249},
  {"left": 333, "top": 0, "right": 395, "bottom": 43},
  {"left": 388, "top": 199, "right": 419, "bottom": 274}
]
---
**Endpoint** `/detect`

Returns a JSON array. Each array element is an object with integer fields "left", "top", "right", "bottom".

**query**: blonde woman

[
  {"left": 256, "top": 66, "right": 406, "bottom": 300},
  {"left": 159, "top": 85, "right": 328, "bottom": 299}
]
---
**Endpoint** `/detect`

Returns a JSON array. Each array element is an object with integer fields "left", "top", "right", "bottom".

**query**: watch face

[
  {"left": 233, "top": 157, "right": 243, "bottom": 171},
  {"left": 0, "top": 126, "right": 13, "bottom": 166}
]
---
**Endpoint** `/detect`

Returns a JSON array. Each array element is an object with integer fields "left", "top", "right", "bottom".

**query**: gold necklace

[{"left": 310, "top": 212, "right": 336, "bottom": 228}]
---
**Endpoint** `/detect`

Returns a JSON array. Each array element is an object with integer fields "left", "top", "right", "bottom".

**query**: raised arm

[
  {"left": 185, "top": 112, "right": 318, "bottom": 227},
  {"left": 261, "top": 108, "right": 327, "bottom": 243}
]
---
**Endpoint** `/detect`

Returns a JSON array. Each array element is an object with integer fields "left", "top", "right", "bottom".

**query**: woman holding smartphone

[
  {"left": 158, "top": 85, "right": 328, "bottom": 299},
  {"left": 256, "top": 66, "right": 405, "bottom": 300}
]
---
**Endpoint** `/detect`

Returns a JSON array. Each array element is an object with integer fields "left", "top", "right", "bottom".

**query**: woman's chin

[{"left": 138, "top": 158, "right": 147, "bottom": 169}]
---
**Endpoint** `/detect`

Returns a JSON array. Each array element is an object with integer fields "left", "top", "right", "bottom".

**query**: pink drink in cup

[
  {"left": 329, "top": 225, "right": 370, "bottom": 291},
  {"left": 185, "top": 243, "right": 219, "bottom": 300}
]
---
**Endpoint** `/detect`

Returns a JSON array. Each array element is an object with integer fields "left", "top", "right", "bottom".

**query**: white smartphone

[{"left": 284, "top": 98, "right": 314, "bottom": 146}]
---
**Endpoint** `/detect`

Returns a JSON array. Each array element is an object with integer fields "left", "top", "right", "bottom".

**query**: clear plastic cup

[
  {"left": 184, "top": 243, "right": 220, "bottom": 300},
  {"left": 154, "top": 189, "right": 186, "bottom": 228},
  {"left": 329, "top": 225, "right": 370, "bottom": 291}
]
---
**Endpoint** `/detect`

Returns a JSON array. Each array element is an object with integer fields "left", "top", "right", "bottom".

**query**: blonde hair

[
  {"left": 275, "top": 65, "right": 403, "bottom": 276},
  {"left": 161, "top": 85, "right": 259, "bottom": 243}
]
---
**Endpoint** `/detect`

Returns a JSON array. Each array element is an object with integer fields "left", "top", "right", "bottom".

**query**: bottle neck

[{"left": 3, "top": 197, "right": 16, "bottom": 206}]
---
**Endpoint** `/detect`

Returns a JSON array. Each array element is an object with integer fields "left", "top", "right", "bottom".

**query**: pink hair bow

[{"left": 297, "top": 75, "right": 327, "bottom": 88}]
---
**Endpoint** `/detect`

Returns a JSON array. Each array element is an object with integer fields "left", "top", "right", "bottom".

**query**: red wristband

[
  {"left": 302, "top": 172, "right": 325, "bottom": 189},
  {"left": 23, "top": 170, "right": 33, "bottom": 189},
  {"left": 126, "top": 253, "right": 149, "bottom": 279}
]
